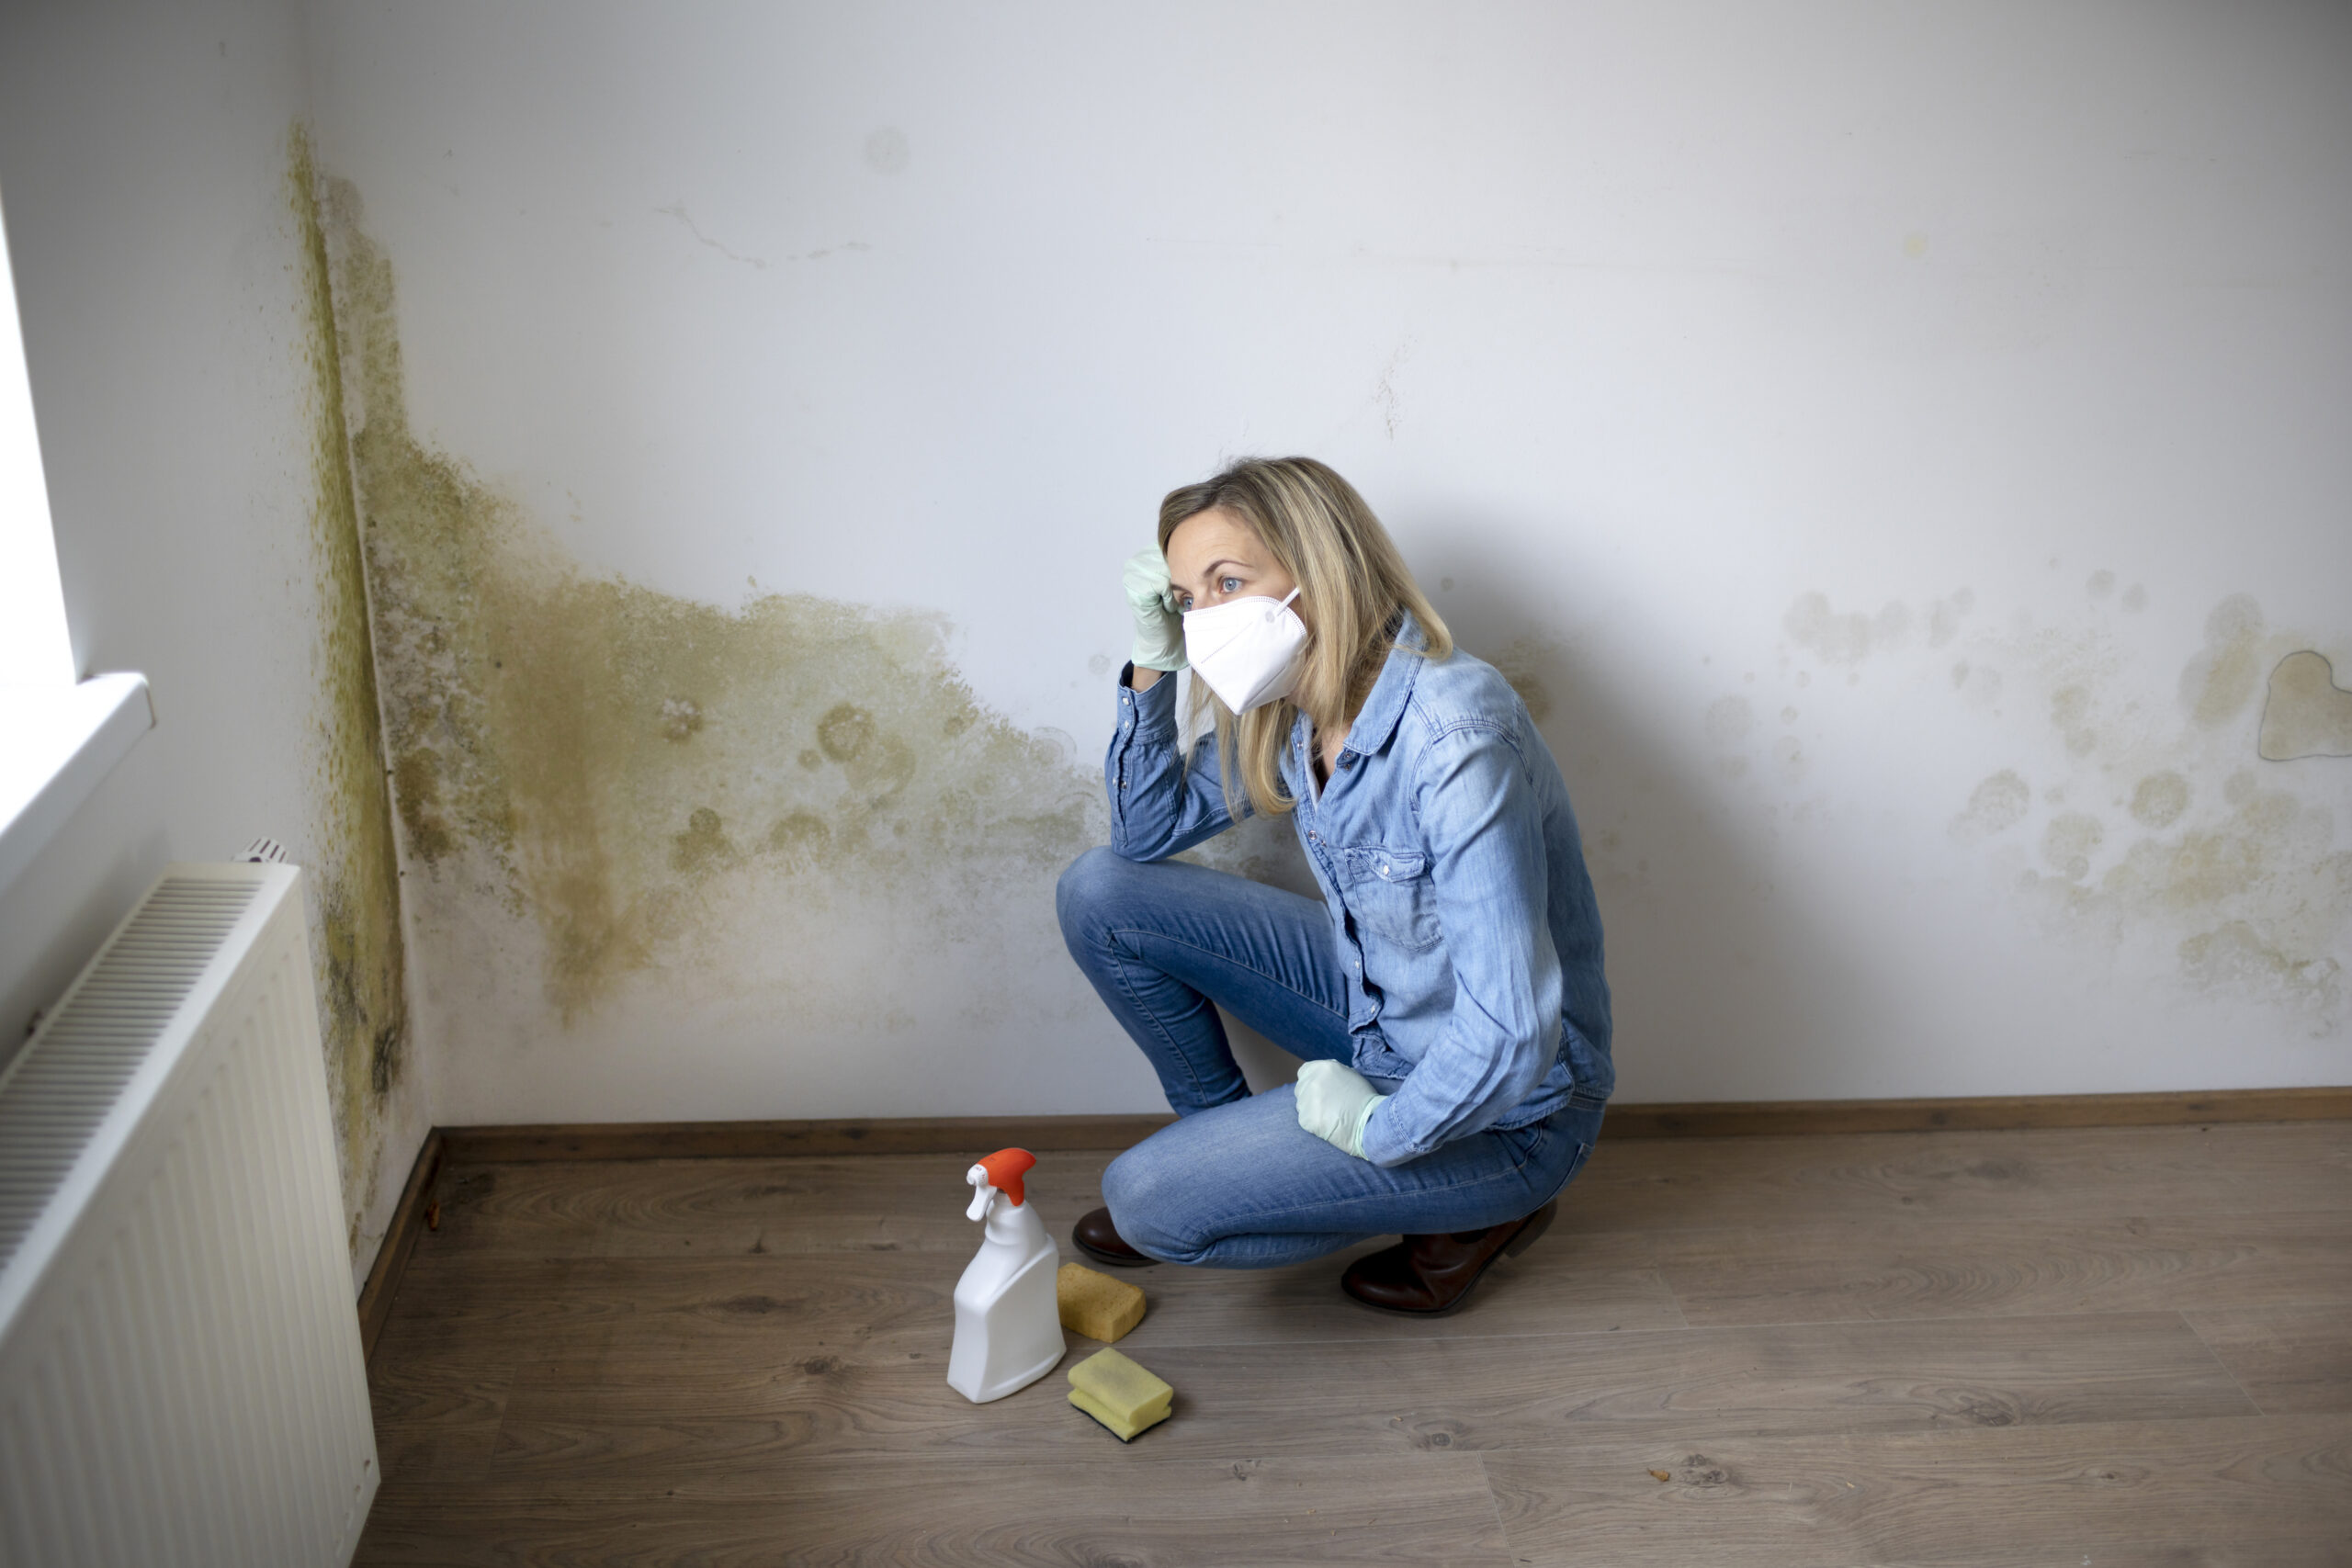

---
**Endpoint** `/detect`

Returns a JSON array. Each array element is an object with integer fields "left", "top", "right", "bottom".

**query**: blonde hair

[{"left": 1158, "top": 456, "right": 1453, "bottom": 819}]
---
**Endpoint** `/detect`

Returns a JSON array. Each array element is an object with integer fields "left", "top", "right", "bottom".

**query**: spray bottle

[{"left": 946, "top": 1147, "right": 1065, "bottom": 1403}]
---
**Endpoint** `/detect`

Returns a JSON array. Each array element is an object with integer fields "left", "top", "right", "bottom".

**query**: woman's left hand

[{"left": 1295, "top": 1060, "right": 1383, "bottom": 1159}]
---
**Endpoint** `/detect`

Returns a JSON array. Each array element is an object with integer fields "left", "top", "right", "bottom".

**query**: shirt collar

[{"left": 1340, "top": 608, "right": 1426, "bottom": 758}]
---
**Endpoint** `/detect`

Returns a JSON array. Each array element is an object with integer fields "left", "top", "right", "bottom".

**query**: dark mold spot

[
  {"left": 817, "top": 703, "right": 876, "bottom": 763},
  {"left": 672, "top": 807, "right": 739, "bottom": 877},
  {"left": 291, "top": 124, "right": 411, "bottom": 1249},
  {"left": 765, "top": 810, "right": 832, "bottom": 868}
]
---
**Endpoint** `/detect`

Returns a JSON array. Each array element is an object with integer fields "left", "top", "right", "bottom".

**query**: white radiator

[{"left": 0, "top": 863, "right": 378, "bottom": 1566}]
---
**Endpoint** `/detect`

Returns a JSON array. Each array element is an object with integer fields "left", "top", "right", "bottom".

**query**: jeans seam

[
  {"left": 1103, "top": 925, "right": 1352, "bottom": 1024},
  {"left": 1102, "top": 936, "right": 1218, "bottom": 1105}
]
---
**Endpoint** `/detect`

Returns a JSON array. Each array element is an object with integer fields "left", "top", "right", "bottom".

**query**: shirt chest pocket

[{"left": 1338, "top": 845, "right": 1442, "bottom": 952}]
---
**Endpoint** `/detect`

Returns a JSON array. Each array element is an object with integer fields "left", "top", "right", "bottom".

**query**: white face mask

[{"left": 1183, "top": 587, "right": 1308, "bottom": 714}]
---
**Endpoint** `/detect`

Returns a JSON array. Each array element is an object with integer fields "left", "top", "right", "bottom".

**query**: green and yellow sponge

[{"left": 1067, "top": 1348, "right": 1172, "bottom": 1441}]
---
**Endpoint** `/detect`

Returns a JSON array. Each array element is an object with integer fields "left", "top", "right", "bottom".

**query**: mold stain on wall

[
  {"left": 312, "top": 175, "right": 1102, "bottom": 1036},
  {"left": 2012, "top": 599, "right": 2352, "bottom": 1034},
  {"left": 1780, "top": 587, "right": 2349, "bottom": 1035},
  {"left": 2261, "top": 651, "right": 2352, "bottom": 761},
  {"left": 290, "top": 126, "right": 410, "bottom": 1248}
]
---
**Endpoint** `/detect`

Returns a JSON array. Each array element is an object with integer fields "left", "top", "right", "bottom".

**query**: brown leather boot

[
  {"left": 1340, "top": 1199, "right": 1558, "bottom": 1315},
  {"left": 1073, "top": 1206, "right": 1155, "bottom": 1267}
]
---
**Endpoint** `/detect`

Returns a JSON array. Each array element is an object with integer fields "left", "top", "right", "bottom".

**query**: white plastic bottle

[{"left": 946, "top": 1147, "right": 1066, "bottom": 1403}]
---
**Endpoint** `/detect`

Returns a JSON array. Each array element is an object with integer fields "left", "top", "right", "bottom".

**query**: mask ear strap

[{"left": 1277, "top": 587, "right": 1302, "bottom": 609}]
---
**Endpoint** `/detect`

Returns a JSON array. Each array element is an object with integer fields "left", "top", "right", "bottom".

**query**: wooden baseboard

[
  {"left": 356, "top": 1127, "right": 442, "bottom": 1367},
  {"left": 1600, "top": 1086, "right": 2352, "bottom": 1139},
  {"left": 434, "top": 1086, "right": 2352, "bottom": 1166}
]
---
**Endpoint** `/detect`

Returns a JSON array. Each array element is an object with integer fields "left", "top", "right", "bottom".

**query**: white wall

[
  {"left": 0, "top": 0, "right": 429, "bottom": 1285},
  {"left": 301, "top": 0, "right": 2349, "bottom": 1121}
]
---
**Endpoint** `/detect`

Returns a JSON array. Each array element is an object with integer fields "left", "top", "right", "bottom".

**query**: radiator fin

[
  {"left": 0, "top": 866, "right": 377, "bottom": 1567},
  {"left": 0, "top": 881, "right": 257, "bottom": 1268}
]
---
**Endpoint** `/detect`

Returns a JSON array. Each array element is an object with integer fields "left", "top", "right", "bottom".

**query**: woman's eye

[{"left": 1220, "top": 577, "right": 1242, "bottom": 593}]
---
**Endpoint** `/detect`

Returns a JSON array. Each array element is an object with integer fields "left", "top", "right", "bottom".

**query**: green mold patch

[
  {"left": 315, "top": 177, "right": 1101, "bottom": 1025},
  {"left": 290, "top": 125, "right": 411, "bottom": 1248}
]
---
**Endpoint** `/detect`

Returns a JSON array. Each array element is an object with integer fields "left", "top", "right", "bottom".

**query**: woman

[{"left": 1055, "top": 457, "right": 1612, "bottom": 1315}]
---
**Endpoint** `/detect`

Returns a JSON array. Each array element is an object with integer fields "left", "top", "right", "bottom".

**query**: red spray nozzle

[{"left": 974, "top": 1147, "right": 1036, "bottom": 1208}]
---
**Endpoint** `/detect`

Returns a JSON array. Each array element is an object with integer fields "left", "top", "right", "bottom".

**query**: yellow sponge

[
  {"left": 1067, "top": 1348, "right": 1172, "bottom": 1441},
  {"left": 1057, "top": 1262, "right": 1147, "bottom": 1343}
]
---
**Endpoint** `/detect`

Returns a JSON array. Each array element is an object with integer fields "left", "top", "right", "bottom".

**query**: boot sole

[
  {"left": 1073, "top": 1235, "right": 1158, "bottom": 1269},
  {"left": 1341, "top": 1199, "right": 1557, "bottom": 1316}
]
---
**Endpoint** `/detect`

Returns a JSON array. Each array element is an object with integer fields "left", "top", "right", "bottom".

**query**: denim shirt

[{"left": 1103, "top": 613, "right": 1612, "bottom": 1166}]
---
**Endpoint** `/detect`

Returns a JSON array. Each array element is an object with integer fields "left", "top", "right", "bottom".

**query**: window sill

[{"left": 0, "top": 673, "right": 153, "bottom": 897}]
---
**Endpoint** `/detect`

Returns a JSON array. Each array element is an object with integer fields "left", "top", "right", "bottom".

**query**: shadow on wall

[
  {"left": 311, "top": 168, "right": 1105, "bottom": 1046},
  {"left": 1417, "top": 522, "right": 1868, "bottom": 1100}
]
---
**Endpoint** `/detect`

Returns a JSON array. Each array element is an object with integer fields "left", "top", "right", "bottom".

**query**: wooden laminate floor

[{"left": 356, "top": 1122, "right": 2352, "bottom": 1565}]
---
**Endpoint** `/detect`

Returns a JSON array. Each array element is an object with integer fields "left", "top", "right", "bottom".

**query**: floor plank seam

[{"left": 2174, "top": 1307, "right": 2275, "bottom": 1418}]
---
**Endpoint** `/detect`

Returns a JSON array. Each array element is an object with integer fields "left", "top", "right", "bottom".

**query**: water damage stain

[
  {"left": 1786, "top": 577, "right": 2347, "bottom": 1033},
  {"left": 1488, "top": 635, "right": 1562, "bottom": 726},
  {"left": 312, "top": 173, "right": 1102, "bottom": 1027},
  {"left": 2033, "top": 771, "right": 2349, "bottom": 1032},
  {"left": 1951, "top": 596, "right": 2345, "bottom": 1032},
  {"left": 291, "top": 126, "right": 410, "bottom": 1249},
  {"left": 1783, "top": 592, "right": 1913, "bottom": 664},
  {"left": 2180, "top": 594, "right": 2267, "bottom": 728},
  {"left": 1951, "top": 771, "right": 2031, "bottom": 843},
  {"left": 2259, "top": 651, "right": 2352, "bottom": 761},
  {"left": 2013, "top": 600, "right": 2348, "bottom": 1031},
  {"left": 2129, "top": 771, "right": 2191, "bottom": 830}
]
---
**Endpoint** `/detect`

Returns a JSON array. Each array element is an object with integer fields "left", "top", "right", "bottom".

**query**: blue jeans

[{"left": 1056, "top": 846, "right": 1593, "bottom": 1268}]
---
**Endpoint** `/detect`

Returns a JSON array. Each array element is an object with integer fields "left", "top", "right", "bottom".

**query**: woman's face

[{"left": 1163, "top": 507, "right": 1300, "bottom": 619}]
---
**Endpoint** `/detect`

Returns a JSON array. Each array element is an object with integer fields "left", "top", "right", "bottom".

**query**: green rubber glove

[
  {"left": 1123, "top": 546, "right": 1187, "bottom": 672},
  {"left": 1295, "top": 1059, "right": 1382, "bottom": 1159}
]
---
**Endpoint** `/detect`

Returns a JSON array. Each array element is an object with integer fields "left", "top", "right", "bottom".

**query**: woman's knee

[
  {"left": 1102, "top": 1142, "right": 1203, "bottom": 1264},
  {"left": 1056, "top": 845, "right": 1141, "bottom": 948}
]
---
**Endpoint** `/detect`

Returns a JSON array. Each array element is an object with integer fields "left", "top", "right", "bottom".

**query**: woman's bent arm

[
  {"left": 1103, "top": 665, "right": 1241, "bottom": 861},
  {"left": 1358, "top": 719, "right": 1564, "bottom": 1167}
]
